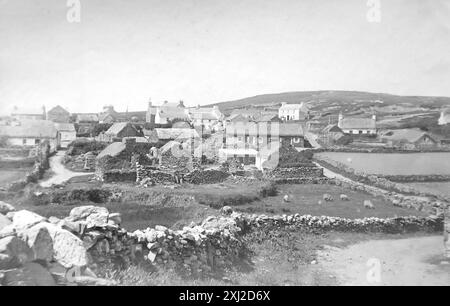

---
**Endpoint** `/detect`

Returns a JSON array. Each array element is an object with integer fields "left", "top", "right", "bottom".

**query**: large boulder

[
  {"left": 0, "top": 201, "right": 15, "bottom": 215},
  {"left": 2, "top": 262, "right": 56, "bottom": 286},
  {"left": 11, "top": 210, "right": 46, "bottom": 231},
  {"left": 18, "top": 223, "right": 53, "bottom": 263},
  {"left": 0, "top": 236, "right": 34, "bottom": 269},
  {"left": 67, "top": 206, "right": 109, "bottom": 228},
  {"left": 39, "top": 223, "right": 89, "bottom": 268}
]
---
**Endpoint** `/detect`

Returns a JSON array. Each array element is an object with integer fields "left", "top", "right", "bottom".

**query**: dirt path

[
  {"left": 317, "top": 236, "right": 450, "bottom": 286},
  {"left": 40, "top": 151, "right": 93, "bottom": 187}
]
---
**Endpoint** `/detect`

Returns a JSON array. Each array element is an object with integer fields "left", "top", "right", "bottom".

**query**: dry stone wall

[{"left": 1, "top": 201, "right": 445, "bottom": 286}]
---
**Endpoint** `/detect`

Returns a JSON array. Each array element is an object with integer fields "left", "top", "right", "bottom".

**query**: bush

[{"left": 68, "top": 139, "right": 108, "bottom": 156}]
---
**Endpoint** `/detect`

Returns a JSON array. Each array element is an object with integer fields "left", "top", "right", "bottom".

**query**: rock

[
  {"left": 154, "top": 225, "right": 168, "bottom": 232},
  {"left": 60, "top": 219, "right": 86, "bottom": 235},
  {"left": 48, "top": 216, "right": 61, "bottom": 224},
  {"left": 0, "top": 236, "right": 34, "bottom": 269},
  {"left": 0, "top": 224, "right": 15, "bottom": 239},
  {"left": 340, "top": 194, "right": 349, "bottom": 201},
  {"left": 37, "top": 223, "right": 88, "bottom": 268},
  {"left": 70, "top": 276, "right": 117, "bottom": 286},
  {"left": 0, "top": 201, "right": 15, "bottom": 215},
  {"left": 68, "top": 206, "right": 109, "bottom": 228},
  {"left": 220, "top": 206, "right": 233, "bottom": 215},
  {"left": 2, "top": 262, "right": 56, "bottom": 286},
  {"left": 11, "top": 210, "right": 46, "bottom": 231},
  {"left": 18, "top": 223, "right": 53, "bottom": 263},
  {"left": 108, "top": 213, "right": 122, "bottom": 225},
  {"left": 0, "top": 213, "right": 11, "bottom": 231}
]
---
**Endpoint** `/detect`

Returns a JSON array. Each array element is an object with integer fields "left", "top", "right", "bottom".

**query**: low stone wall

[
  {"left": 265, "top": 165, "right": 324, "bottom": 180},
  {"left": 244, "top": 212, "right": 443, "bottom": 234},
  {"left": 136, "top": 166, "right": 175, "bottom": 184},
  {"left": 380, "top": 174, "right": 450, "bottom": 183},
  {"left": 271, "top": 177, "right": 331, "bottom": 184},
  {"left": 184, "top": 169, "right": 230, "bottom": 184},
  {"left": 100, "top": 170, "right": 137, "bottom": 183},
  {"left": 0, "top": 203, "right": 444, "bottom": 286},
  {"left": 7, "top": 142, "right": 52, "bottom": 192}
]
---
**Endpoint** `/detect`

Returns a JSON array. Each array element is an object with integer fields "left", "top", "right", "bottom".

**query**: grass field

[
  {"left": 233, "top": 184, "right": 428, "bottom": 219},
  {"left": 0, "top": 168, "right": 31, "bottom": 188}
]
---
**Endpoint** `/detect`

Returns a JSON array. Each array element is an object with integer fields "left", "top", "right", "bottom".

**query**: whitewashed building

[
  {"left": 438, "top": 109, "right": 450, "bottom": 125},
  {"left": 278, "top": 102, "right": 309, "bottom": 121},
  {"left": 54, "top": 123, "right": 76, "bottom": 149},
  {"left": 338, "top": 113, "right": 377, "bottom": 135}
]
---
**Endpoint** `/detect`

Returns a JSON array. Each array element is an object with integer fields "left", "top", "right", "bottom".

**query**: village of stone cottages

[{"left": 0, "top": 93, "right": 449, "bottom": 286}]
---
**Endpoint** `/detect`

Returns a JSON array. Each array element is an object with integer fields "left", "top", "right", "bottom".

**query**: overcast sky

[{"left": 0, "top": 0, "right": 449, "bottom": 114}]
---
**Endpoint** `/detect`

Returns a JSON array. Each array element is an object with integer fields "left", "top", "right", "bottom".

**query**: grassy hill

[{"left": 209, "top": 90, "right": 450, "bottom": 115}]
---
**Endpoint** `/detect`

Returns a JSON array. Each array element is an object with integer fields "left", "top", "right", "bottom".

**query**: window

[
  {"left": 22, "top": 139, "right": 26, "bottom": 145},
  {"left": 35, "top": 139, "right": 41, "bottom": 144},
  {"left": 359, "top": 130, "right": 363, "bottom": 134}
]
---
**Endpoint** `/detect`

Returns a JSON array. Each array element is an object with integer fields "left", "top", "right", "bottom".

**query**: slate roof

[
  {"left": 0, "top": 120, "right": 57, "bottom": 138},
  {"left": 225, "top": 122, "right": 303, "bottom": 137},
  {"left": 96, "top": 142, "right": 126, "bottom": 159},
  {"left": 105, "top": 122, "right": 130, "bottom": 136},
  {"left": 339, "top": 117, "right": 376, "bottom": 130},
  {"left": 76, "top": 114, "right": 99, "bottom": 122},
  {"left": 144, "top": 128, "right": 200, "bottom": 141},
  {"left": 54, "top": 123, "right": 76, "bottom": 132},
  {"left": 47, "top": 105, "right": 69, "bottom": 115},
  {"left": 381, "top": 129, "right": 437, "bottom": 143},
  {"left": 321, "top": 124, "right": 343, "bottom": 134}
]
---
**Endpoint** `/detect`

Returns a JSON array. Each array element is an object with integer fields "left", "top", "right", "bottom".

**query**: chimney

[
  {"left": 148, "top": 98, "right": 152, "bottom": 109},
  {"left": 179, "top": 100, "right": 185, "bottom": 108},
  {"left": 42, "top": 105, "right": 46, "bottom": 119},
  {"left": 338, "top": 112, "right": 343, "bottom": 125}
]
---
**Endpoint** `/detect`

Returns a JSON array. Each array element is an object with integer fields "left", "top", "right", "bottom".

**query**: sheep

[
  {"left": 323, "top": 194, "right": 334, "bottom": 202},
  {"left": 283, "top": 195, "right": 290, "bottom": 203},
  {"left": 363, "top": 200, "right": 375, "bottom": 209},
  {"left": 340, "top": 194, "right": 349, "bottom": 201}
]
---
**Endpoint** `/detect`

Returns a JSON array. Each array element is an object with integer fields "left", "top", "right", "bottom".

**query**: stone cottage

[
  {"left": 0, "top": 120, "right": 58, "bottom": 152},
  {"left": 338, "top": 113, "right": 377, "bottom": 136}
]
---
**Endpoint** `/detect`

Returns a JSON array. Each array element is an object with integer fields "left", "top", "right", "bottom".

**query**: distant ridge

[{"left": 208, "top": 90, "right": 450, "bottom": 114}]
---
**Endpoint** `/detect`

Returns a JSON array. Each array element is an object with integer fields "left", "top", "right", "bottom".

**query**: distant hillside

[{"left": 209, "top": 91, "right": 450, "bottom": 114}]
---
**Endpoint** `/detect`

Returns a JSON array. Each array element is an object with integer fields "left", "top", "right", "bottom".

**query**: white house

[
  {"left": 438, "top": 109, "right": 450, "bottom": 125},
  {"left": 278, "top": 102, "right": 309, "bottom": 121},
  {"left": 146, "top": 100, "right": 190, "bottom": 124},
  {"left": 338, "top": 113, "right": 377, "bottom": 135},
  {"left": 188, "top": 106, "right": 223, "bottom": 131},
  {"left": 0, "top": 120, "right": 58, "bottom": 151},
  {"left": 54, "top": 123, "right": 76, "bottom": 149}
]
